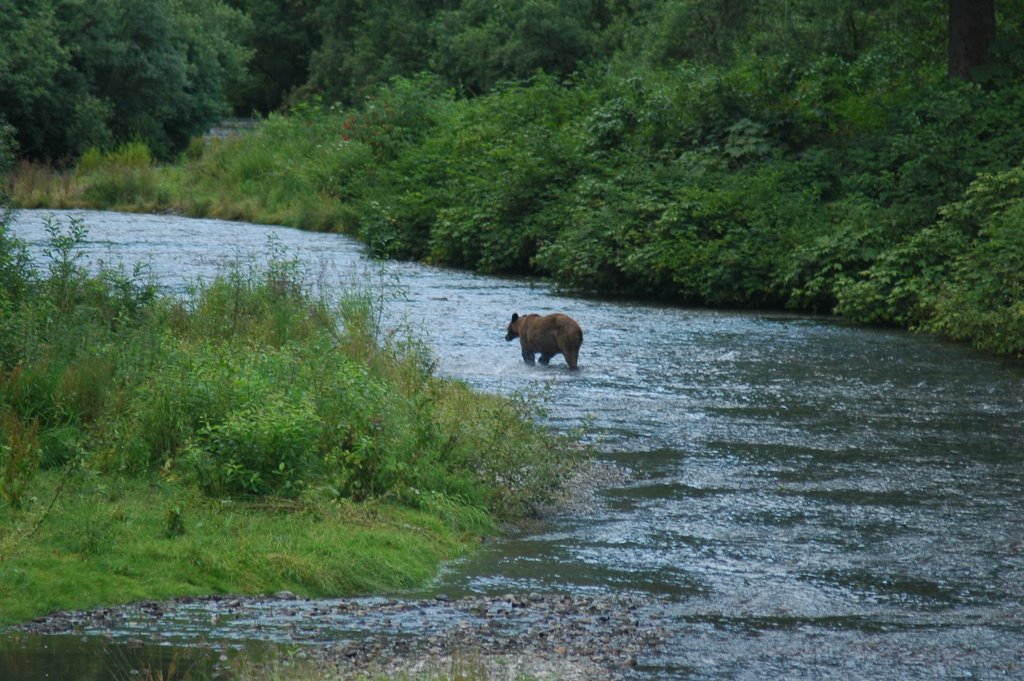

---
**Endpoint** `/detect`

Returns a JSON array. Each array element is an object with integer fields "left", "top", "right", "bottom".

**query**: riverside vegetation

[
  {"left": 6, "top": 3, "right": 1024, "bottom": 358},
  {"left": 0, "top": 210, "right": 580, "bottom": 626}
]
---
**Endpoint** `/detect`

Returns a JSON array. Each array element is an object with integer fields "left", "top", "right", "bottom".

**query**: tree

[
  {"left": 57, "top": 0, "right": 252, "bottom": 157},
  {"left": 308, "top": 0, "right": 448, "bottom": 105},
  {"left": 948, "top": 0, "right": 996, "bottom": 80},
  {"left": 223, "top": 0, "right": 318, "bottom": 114},
  {"left": 0, "top": 0, "right": 109, "bottom": 159},
  {"left": 430, "top": 0, "right": 603, "bottom": 96},
  {"left": 1, "top": 0, "right": 250, "bottom": 161}
]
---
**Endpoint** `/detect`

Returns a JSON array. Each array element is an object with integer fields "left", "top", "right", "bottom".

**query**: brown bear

[{"left": 505, "top": 312, "right": 583, "bottom": 370}]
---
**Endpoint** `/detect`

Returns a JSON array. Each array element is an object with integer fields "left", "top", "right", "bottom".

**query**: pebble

[{"left": 12, "top": 592, "right": 665, "bottom": 680}]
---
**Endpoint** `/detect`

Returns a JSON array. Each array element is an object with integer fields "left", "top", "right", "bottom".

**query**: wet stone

[{"left": 11, "top": 592, "right": 669, "bottom": 680}]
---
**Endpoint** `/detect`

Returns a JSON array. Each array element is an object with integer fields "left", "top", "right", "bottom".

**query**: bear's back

[{"left": 524, "top": 313, "right": 582, "bottom": 349}]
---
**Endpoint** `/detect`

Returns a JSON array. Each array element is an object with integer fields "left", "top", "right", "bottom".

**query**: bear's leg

[
  {"left": 521, "top": 349, "right": 536, "bottom": 366},
  {"left": 538, "top": 354, "right": 553, "bottom": 365},
  {"left": 563, "top": 347, "right": 579, "bottom": 370}
]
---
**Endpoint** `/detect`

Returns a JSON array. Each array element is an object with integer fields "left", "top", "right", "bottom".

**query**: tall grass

[
  {"left": 7, "top": 161, "right": 84, "bottom": 209},
  {"left": 183, "top": 111, "right": 350, "bottom": 230},
  {"left": 9, "top": 113, "right": 351, "bottom": 231},
  {"left": 75, "top": 140, "right": 171, "bottom": 210}
]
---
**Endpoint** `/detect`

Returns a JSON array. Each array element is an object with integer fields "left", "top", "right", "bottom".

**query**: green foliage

[
  {"left": 0, "top": 0, "right": 251, "bottom": 160},
  {"left": 430, "top": 0, "right": 605, "bottom": 96},
  {"left": 786, "top": 195, "right": 891, "bottom": 313},
  {"left": 303, "top": 0, "right": 611, "bottom": 105},
  {"left": 163, "top": 505, "right": 185, "bottom": 537},
  {"left": 184, "top": 395, "right": 322, "bottom": 497},
  {"left": 75, "top": 141, "right": 167, "bottom": 208},
  {"left": 624, "top": 0, "right": 750, "bottom": 65},
  {"left": 0, "top": 0, "right": 103, "bottom": 158},
  {"left": 222, "top": 0, "right": 318, "bottom": 115},
  {"left": 177, "top": 105, "right": 350, "bottom": 229},
  {"left": 307, "top": 0, "right": 445, "bottom": 106},
  {"left": 0, "top": 215, "right": 578, "bottom": 518},
  {"left": 171, "top": 22, "right": 1024, "bottom": 355},
  {"left": 425, "top": 76, "right": 585, "bottom": 273},
  {"left": 0, "top": 211, "right": 35, "bottom": 312},
  {"left": 922, "top": 167, "right": 1024, "bottom": 355},
  {"left": 0, "top": 118, "right": 16, "bottom": 180},
  {"left": 11, "top": 2, "right": 1024, "bottom": 357}
]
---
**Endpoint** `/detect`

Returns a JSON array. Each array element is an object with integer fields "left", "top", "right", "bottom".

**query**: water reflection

[{"left": 0, "top": 634, "right": 225, "bottom": 681}]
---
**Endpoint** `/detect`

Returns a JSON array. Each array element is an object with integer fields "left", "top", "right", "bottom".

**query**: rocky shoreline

[
  {"left": 15, "top": 591, "right": 669, "bottom": 680},
  {"left": 270, "top": 592, "right": 666, "bottom": 680}
]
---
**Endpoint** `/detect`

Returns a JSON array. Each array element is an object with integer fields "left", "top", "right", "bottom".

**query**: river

[{"left": 3, "top": 210, "right": 1023, "bottom": 679}]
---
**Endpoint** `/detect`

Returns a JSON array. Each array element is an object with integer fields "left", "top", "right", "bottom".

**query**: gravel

[{"left": 15, "top": 592, "right": 668, "bottom": 680}]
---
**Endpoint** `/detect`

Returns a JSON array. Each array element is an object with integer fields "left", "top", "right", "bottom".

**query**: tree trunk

[{"left": 948, "top": 0, "right": 996, "bottom": 81}]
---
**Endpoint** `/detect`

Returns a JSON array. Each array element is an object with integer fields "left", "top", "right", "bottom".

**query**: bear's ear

[{"left": 511, "top": 313, "right": 519, "bottom": 322}]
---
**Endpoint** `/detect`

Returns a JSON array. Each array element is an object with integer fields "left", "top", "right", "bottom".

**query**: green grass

[
  {"left": 0, "top": 471, "right": 466, "bottom": 625},
  {"left": 6, "top": 125, "right": 350, "bottom": 233}
]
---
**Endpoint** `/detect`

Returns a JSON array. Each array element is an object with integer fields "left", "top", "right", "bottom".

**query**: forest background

[{"left": 3, "top": 0, "right": 1024, "bottom": 358}]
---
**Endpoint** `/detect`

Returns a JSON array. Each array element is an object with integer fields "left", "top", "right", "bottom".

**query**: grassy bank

[
  {"left": 9, "top": 116, "right": 349, "bottom": 233},
  {"left": 0, "top": 472, "right": 464, "bottom": 624},
  {"left": 0, "top": 212, "right": 580, "bottom": 625}
]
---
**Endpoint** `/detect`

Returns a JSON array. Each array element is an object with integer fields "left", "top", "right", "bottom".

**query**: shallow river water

[{"left": 3, "top": 210, "right": 1024, "bottom": 679}]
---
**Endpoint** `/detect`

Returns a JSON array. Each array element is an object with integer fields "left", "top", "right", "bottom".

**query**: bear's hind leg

[
  {"left": 538, "top": 354, "right": 553, "bottom": 365},
  {"left": 563, "top": 347, "right": 579, "bottom": 370}
]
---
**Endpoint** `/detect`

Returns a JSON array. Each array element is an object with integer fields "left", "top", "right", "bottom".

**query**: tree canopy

[
  {"left": 4, "top": 1, "right": 1023, "bottom": 158},
  {"left": 1, "top": 0, "right": 250, "bottom": 160}
]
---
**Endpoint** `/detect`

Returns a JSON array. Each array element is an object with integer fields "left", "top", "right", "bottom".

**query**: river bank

[
  {"left": 0, "top": 209, "right": 582, "bottom": 633},
  {"left": 7, "top": 463, "right": 647, "bottom": 681}
]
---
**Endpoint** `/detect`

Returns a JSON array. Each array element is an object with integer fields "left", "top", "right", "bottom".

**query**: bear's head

[{"left": 505, "top": 313, "right": 521, "bottom": 342}]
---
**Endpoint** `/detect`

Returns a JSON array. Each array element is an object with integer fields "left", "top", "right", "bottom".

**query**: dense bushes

[
  {"left": 920, "top": 166, "right": 1024, "bottom": 355},
  {"left": 303, "top": 46, "right": 1021, "bottom": 355},
  {"left": 34, "top": 55, "right": 1023, "bottom": 357},
  {"left": 313, "top": 59, "right": 1019, "bottom": 355}
]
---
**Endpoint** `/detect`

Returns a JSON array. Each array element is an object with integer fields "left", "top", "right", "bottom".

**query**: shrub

[
  {"left": 77, "top": 141, "right": 167, "bottom": 208},
  {"left": 923, "top": 166, "right": 1024, "bottom": 356},
  {"left": 183, "top": 396, "right": 322, "bottom": 497},
  {"left": 786, "top": 196, "right": 894, "bottom": 314}
]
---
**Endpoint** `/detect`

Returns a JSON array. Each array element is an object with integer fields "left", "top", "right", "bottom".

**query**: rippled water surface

[{"left": 4, "top": 210, "right": 1024, "bottom": 679}]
